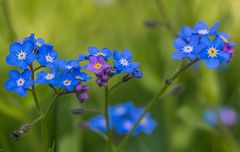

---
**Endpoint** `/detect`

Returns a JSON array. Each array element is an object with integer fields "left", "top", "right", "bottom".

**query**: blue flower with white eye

[
  {"left": 172, "top": 36, "right": 204, "bottom": 60},
  {"left": 193, "top": 21, "right": 219, "bottom": 36},
  {"left": 113, "top": 50, "right": 140, "bottom": 73},
  {"left": 36, "top": 70, "right": 58, "bottom": 86},
  {"left": 6, "top": 40, "right": 35, "bottom": 70},
  {"left": 56, "top": 59, "right": 80, "bottom": 72},
  {"left": 58, "top": 73, "right": 78, "bottom": 91},
  {"left": 199, "top": 37, "right": 230, "bottom": 69},
  {"left": 72, "top": 70, "right": 91, "bottom": 82},
  {"left": 88, "top": 47, "right": 112, "bottom": 61},
  {"left": 37, "top": 45, "right": 58, "bottom": 68},
  {"left": 5, "top": 69, "right": 34, "bottom": 96}
]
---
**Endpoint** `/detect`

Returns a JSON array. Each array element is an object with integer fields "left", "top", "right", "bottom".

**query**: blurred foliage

[{"left": 0, "top": 0, "right": 240, "bottom": 152}]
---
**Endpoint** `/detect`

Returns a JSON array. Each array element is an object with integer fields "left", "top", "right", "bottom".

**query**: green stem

[
  {"left": 29, "top": 65, "right": 48, "bottom": 152},
  {"left": 105, "top": 86, "right": 114, "bottom": 152},
  {"left": 117, "top": 59, "right": 198, "bottom": 152}
]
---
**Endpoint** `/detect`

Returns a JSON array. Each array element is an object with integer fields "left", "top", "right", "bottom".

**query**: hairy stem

[{"left": 117, "top": 59, "right": 198, "bottom": 152}]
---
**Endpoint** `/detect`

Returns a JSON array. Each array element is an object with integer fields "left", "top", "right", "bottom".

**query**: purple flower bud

[
  {"left": 75, "top": 84, "right": 89, "bottom": 103},
  {"left": 223, "top": 45, "right": 234, "bottom": 57},
  {"left": 77, "top": 93, "right": 89, "bottom": 103}
]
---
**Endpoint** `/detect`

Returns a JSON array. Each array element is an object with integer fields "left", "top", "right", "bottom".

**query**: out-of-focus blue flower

[
  {"left": 88, "top": 47, "right": 112, "bottom": 61},
  {"left": 113, "top": 50, "right": 140, "bottom": 73},
  {"left": 36, "top": 70, "right": 58, "bottom": 86},
  {"left": 199, "top": 37, "right": 230, "bottom": 69},
  {"left": 56, "top": 59, "right": 80, "bottom": 72},
  {"left": 203, "top": 107, "right": 238, "bottom": 127},
  {"left": 5, "top": 70, "right": 34, "bottom": 96},
  {"left": 88, "top": 102, "right": 157, "bottom": 136},
  {"left": 37, "top": 45, "right": 58, "bottom": 68},
  {"left": 6, "top": 41, "right": 35, "bottom": 70},
  {"left": 172, "top": 36, "right": 204, "bottom": 60},
  {"left": 88, "top": 115, "right": 108, "bottom": 133},
  {"left": 58, "top": 73, "right": 78, "bottom": 91}
]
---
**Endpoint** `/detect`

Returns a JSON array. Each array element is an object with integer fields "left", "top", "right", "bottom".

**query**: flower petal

[{"left": 206, "top": 59, "right": 220, "bottom": 69}]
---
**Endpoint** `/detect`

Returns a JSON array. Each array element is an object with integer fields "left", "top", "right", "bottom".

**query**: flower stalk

[{"left": 117, "top": 58, "right": 198, "bottom": 152}]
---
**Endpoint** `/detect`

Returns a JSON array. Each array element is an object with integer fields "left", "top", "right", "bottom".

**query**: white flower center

[
  {"left": 65, "top": 65, "right": 73, "bottom": 69},
  {"left": 16, "top": 78, "right": 25, "bottom": 86},
  {"left": 45, "top": 54, "right": 54, "bottom": 63},
  {"left": 207, "top": 47, "right": 218, "bottom": 58},
  {"left": 17, "top": 51, "right": 27, "bottom": 60},
  {"left": 198, "top": 29, "right": 209, "bottom": 35},
  {"left": 63, "top": 79, "right": 71, "bottom": 86},
  {"left": 120, "top": 58, "right": 129, "bottom": 66},
  {"left": 182, "top": 45, "right": 193, "bottom": 53},
  {"left": 123, "top": 121, "right": 133, "bottom": 130},
  {"left": 115, "top": 107, "right": 126, "bottom": 115},
  {"left": 44, "top": 73, "right": 54, "bottom": 80},
  {"left": 95, "top": 52, "right": 106, "bottom": 57}
]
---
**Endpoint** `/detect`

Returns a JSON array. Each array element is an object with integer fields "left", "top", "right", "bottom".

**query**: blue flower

[
  {"left": 56, "top": 59, "right": 80, "bottom": 72},
  {"left": 88, "top": 47, "right": 112, "bottom": 61},
  {"left": 6, "top": 41, "right": 35, "bottom": 70},
  {"left": 23, "top": 34, "right": 53, "bottom": 50},
  {"left": 172, "top": 36, "right": 204, "bottom": 60},
  {"left": 5, "top": 70, "right": 34, "bottom": 96},
  {"left": 36, "top": 70, "right": 58, "bottom": 86},
  {"left": 37, "top": 45, "right": 58, "bottom": 68},
  {"left": 194, "top": 21, "right": 219, "bottom": 36},
  {"left": 203, "top": 107, "right": 237, "bottom": 127},
  {"left": 178, "top": 26, "right": 195, "bottom": 40},
  {"left": 77, "top": 54, "right": 89, "bottom": 61},
  {"left": 72, "top": 70, "right": 91, "bottom": 82},
  {"left": 58, "top": 73, "right": 78, "bottom": 91},
  {"left": 113, "top": 50, "right": 140, "bottom": 73},
  {"left": 88, "top": 102, "right": 157, "bottom": 136},
  {"left": 133, "top": 110, "right": 157, "bottom": 135},
  {"left": 132, "top": 69, "right": 143, "bottom": 78},
  {"left": 217, "top": 32, "right": 237, "bottom": 47},
  {"left": 88, "top": 115, "right": 108, "bottom": 133},
  {"left": 199, "top": 37, "right": 230, "bottom": 69}
]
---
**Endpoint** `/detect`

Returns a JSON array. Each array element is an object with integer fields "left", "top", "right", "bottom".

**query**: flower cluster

[
  {"left": 79, "top": 47, "right": 142, "bottom": 87},
  {"left": 5, "top": 34, "right": 90, "bottom": 101},
  {"left": 203, "top": 107, "right": 238, "bottom": 127},
  {"left": 88, "top": 102, "right": 157, "bottom": 136},
  {"left": 172, "top": 21, "right": 237, "bottom": 69}
]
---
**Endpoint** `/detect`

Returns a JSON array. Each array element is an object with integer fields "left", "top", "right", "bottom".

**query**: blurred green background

[{"left": 1, "top": 0, "right": 240, "bottom": 151}]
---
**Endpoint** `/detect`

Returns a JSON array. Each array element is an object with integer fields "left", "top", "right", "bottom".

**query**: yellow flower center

[
  {"left": 208, "top": 47, "right": 218, "bottom": 58},
  {"left": 94, "top": 63, "right": 102, "bottom": 69}
]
